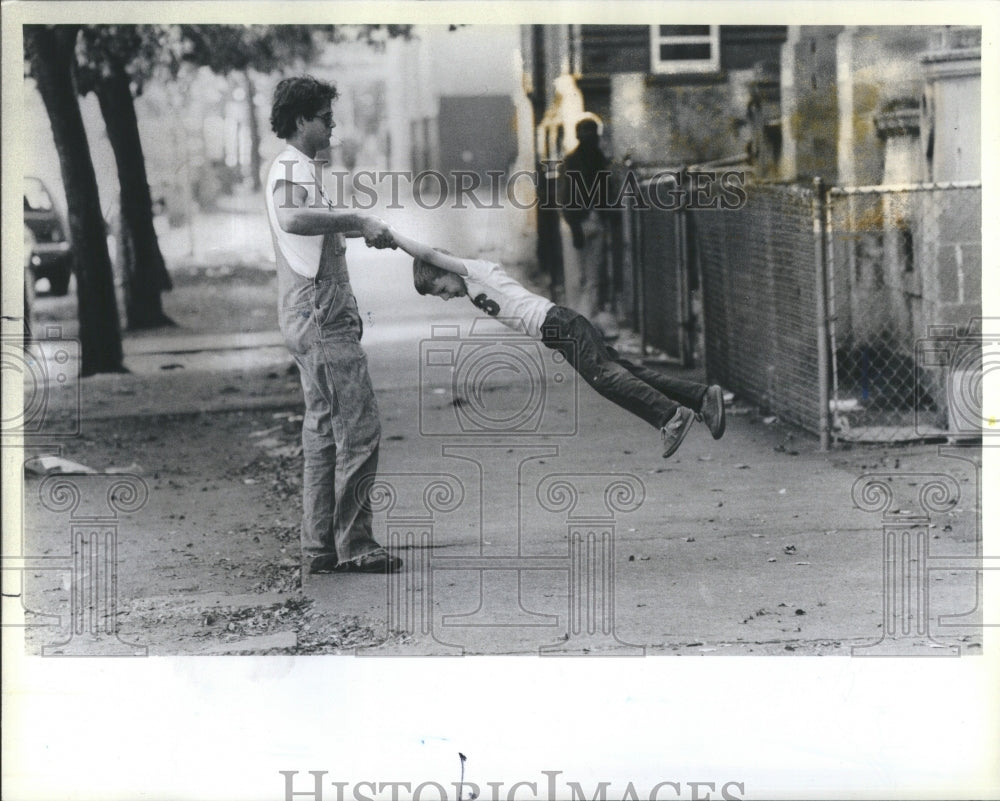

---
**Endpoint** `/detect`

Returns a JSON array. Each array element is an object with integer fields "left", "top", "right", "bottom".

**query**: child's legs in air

[
  {"left": 606, "top": 346, "right": 706, "bottom": 410},
  {"left": 542, "top": 306, "right": 680, "bottom": 429}
]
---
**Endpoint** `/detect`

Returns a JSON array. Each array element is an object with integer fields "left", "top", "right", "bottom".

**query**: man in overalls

[{"left": 265, "top": 75, "right": 400, "bottom": 575}]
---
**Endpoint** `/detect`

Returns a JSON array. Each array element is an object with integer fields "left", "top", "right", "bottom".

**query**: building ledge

[
  {"left": 922, "top": 47, "right": 982, "bottom": 64},
  {"left": 921, "top": 48, "right": 981, "bottom": 80},
  {"left": 875, "top": 107, "right": 921, "bottom": 139}
]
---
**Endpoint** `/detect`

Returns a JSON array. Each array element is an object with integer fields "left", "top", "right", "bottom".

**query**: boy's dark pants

[{"left": 541, "top": 305, "right": 706, "bottom": 430}]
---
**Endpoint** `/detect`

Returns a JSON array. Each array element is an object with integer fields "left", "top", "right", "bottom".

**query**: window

[{"left": 650, "top": 25, "right": 720, "bottom": 75}]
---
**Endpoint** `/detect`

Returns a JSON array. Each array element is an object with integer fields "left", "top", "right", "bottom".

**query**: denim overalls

[{"left": 275, "top": 228, "right": 382, "bottom": 563}]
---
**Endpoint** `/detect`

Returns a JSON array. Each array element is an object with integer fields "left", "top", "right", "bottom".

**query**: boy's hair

[
  {"left": 270, "top": 75, "right": 339, "bottom": 139},
  {"left": 413, "top": 251, "right": 459, "bottom": 295}
]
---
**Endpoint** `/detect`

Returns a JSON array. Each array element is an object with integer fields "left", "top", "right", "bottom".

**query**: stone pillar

[
  {"left": 875, "top": 102, "right": 924, "bottom": 346},
  {"left": 874, "top": 104, "right": 922, "bottom": 184},
  {"left": 746, "top": 62, "right": 782, "bottom": 180}
]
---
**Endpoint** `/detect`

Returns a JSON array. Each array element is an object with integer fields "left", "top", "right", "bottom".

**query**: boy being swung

[{"left": 394, "top": 231, "right": 725, "bottom": 457}]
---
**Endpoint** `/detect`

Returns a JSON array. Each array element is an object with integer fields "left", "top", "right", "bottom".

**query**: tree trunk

[
  {"left": 94, "top": 58, "right": 175, "bottom": 330},
  {"left": 26, "top": 25, "right": 125, "bottom": 376},
  {"left": 244, "top": 68, "right": 262, "bottom": 191}
]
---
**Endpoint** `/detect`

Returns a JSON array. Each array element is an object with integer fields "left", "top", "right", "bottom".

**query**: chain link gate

[
  {"left": 693, "top": 180, "right": 827, "bottom": 439},
  {"left": 629, "top": 172, "right": 691, "bottom": 365},
  {"left": 825, "top": 182, "right": 982, "bottom": 443}
]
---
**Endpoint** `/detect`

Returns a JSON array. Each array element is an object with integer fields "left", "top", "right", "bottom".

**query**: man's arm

[
  {"left": 390, "top": 230, "right": 469, "bottom": 277},
  {"left": 273, "top": 181, "right": 392, "bottom": 247}
]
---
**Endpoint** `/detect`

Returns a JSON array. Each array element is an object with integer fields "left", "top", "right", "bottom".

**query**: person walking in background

[
  {"left": 264, "top": 75, "right": 400, "bottom": 575},
  {"left": 558, "top": 113, "right": 617, "bottom": 336}
]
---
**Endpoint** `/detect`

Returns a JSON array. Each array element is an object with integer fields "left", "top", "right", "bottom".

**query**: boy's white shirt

[
  {"left": 461, "top": 258, "right": 555, "bottom": 340},
  {"left": 265, "top": 145, "right": 338, "bottom": 278}
]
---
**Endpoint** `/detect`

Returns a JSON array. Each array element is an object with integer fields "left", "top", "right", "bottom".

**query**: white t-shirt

[
  {"left": 265, "top": 146, "right": 335, "bottom": 278},
  {"left": 462, "top": 259, "right": 555, "bottom": 340}
]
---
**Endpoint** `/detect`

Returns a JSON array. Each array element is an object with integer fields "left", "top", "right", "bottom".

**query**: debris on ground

[{"left": 24, "top": 456, "right": 97, "bottom": 476}]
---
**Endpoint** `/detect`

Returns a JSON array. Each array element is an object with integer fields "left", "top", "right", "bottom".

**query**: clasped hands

[{"left": 361, "top": 217, "right": 396, "bottom": 250}]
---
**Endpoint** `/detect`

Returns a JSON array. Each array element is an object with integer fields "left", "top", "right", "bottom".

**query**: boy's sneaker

[
  {"left": 661, "top": 407, "right": 695, "bottom": 458},
  {"left": 700, "top": 385, "right": 726, "bottom": 440}
]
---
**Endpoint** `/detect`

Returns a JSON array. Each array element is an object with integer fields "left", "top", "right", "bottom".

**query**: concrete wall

[
  {"left": 782, "top": 25, "right": 972, "bottom": 187},
  {"left": 919, "top": 39, "right": 982, "bottom": 336},
  {"left": 780, "top": 26, "right": 841, "bottom": 182},
  {"left": 609, "top": 72, "right": 754, "bottom": 166}
]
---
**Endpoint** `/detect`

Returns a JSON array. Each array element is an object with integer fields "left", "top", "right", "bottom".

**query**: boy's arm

[
  {"left": 273, "top": 181, "right": 393, "bottom": 247},
  {"left": 389, "top": 229, "right": 469, "bottom": 277}
]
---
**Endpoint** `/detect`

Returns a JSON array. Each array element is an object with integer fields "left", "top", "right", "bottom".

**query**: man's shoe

[
  {"left": 308, "top": 553, "right": 340, "bottom": 574},
  {"left": 661, "top": 407, "right": 695, "bottom": 458},
  {"left": 335, "top": 549, "right": 403, "bottom": 574},
  {"left": 700, "top": 385, "right": 726, "bottom": 440}
]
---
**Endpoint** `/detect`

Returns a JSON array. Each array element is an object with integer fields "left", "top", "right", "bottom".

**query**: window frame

[{"left": 649, "top": 25, "right": 721, "bottom": 75}]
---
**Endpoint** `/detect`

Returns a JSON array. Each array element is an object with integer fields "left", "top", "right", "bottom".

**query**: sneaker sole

[
  {"left": 662, "top": 409, "right": 695, "bottom": 458},
  {"left": 705, "top": 386, "right": 726, "bottom": 440}
]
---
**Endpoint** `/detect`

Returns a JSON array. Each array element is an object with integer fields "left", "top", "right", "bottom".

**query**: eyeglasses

[{"left": 309, "top": 112, "right": 335, "bottom": 126}]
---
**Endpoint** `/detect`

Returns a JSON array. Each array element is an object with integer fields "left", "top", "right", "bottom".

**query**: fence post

[
  {"left": 634, "top": 169, "right": 648, "bottom": 357},
  {"left": 621, "top": 160, "right": 639, "bottom": 350},
  {"left": 676, "top": 174, "right": 691, "bottom": 367},
  {"left": 619, "top": 161, "right": 636, "bottom": 332},
  {"left": 813, "top": 177, "right": 831, "bottom": 451},
  {"left": 824, "top": 187, "right": 841, "bottom": 447}
]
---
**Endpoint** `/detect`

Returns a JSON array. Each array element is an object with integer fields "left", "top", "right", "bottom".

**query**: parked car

[{"left": 24, "top": 176, "right": 73, "bottom": 296}]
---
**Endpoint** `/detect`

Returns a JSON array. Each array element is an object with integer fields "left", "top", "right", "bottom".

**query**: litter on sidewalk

[{"left": 24, "top": 456, "right": 96, "bottom": 476}]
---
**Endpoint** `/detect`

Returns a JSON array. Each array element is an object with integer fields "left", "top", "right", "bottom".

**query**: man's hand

[{"left": 361, "top": 217, "right": 396, "bottom": 249}]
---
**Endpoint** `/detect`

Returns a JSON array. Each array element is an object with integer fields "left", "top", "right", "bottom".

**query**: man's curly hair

[{"left": 269, "top": 75, "right": 339, "bottom": 139}]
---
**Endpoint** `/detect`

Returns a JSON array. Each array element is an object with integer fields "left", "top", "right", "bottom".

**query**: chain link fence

[
  {"left": 630, "top": 173, "right": 689, "bottom": 365},
  {"left": 625, "top": 174, "right": 981, "bottom": 447},
  {"left": 826, "top": 183, "right": 982, "bottom": 442},
  {"left": 692, "top": 181, "right": 825, "bottom": 437}
]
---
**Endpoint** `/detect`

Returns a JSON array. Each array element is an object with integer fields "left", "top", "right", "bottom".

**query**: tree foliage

[
  {"left": 75, "top": 25, "right": 186, "bottom": 96},
  {"left": 179, "top": 24, "right": 412, "bottom": 74},
  {"left": 177, "top": 25, "right": 412, "bottom": 190},
  {"left": 23, "top": 23, "right": 414, "bottom": 364}
]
